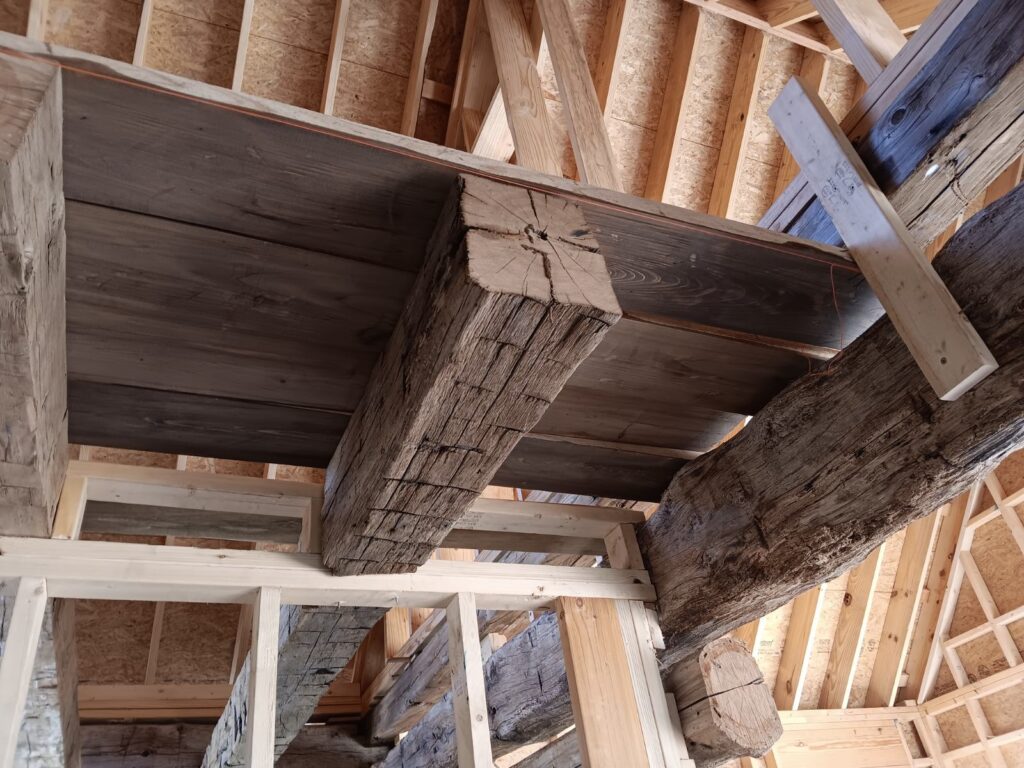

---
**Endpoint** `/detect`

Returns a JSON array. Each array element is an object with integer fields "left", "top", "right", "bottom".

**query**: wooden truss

[{"left": 0, "top": 462, "right": 692, "bottom": 768}]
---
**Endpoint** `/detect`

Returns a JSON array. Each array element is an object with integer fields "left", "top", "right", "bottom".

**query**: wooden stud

[
  {"left": 773, "top": 50, "right": 830, "bottom": 199},
  {"left": 604, "top": 523, "right": 644, "bottom": 570},
  {"left": 557, "top": 597, "right": 651, "bottom": 768},
  {"left": 817, "top": 543, "right": 885, "bottom": 708},
  {"left": 773, "top": 584, "right": 826, "bottom": 710},
  {"left": 446, "top": 593, "right": 492, "bottom": 767},
  {"left": 133, "top": 0, "right": 154, "bottom": 66},
  {"left": 481, "top": 0, "right": 562, "bottom": 175},
  {"left": 25, "top": 0, "right": 48, "bottom": 40},
  {"left": 401, "top": 0, "right": 441, "bottom": 136},
  {"left": 811, "top": 0, "right": 906, "bottom": 82},
  {"left": 536, "top": 0, "right": 622, "bottom": 190},
  {"left": 644, "top": 3, "right": 703, "bottom": 202},
  {"left": 731, "top": 617, "right": 764, "bottom": 656},
  {"left": 769, "top": 77, "right": 997, "bottom": 401},
  {"left": 592, "top": 0, "right": 635, "bottom": 112},
  {"left": 864, "top": 507, "right": 942, "bottom": 707},
  {"left": 708, "top": 26, "right": 769, "bottom": 218},
  {"left": 445, "top": 0, "right": 483, "bottom": 146},
  {"left": 982, "top": 155, "right": 1024, "bottom": 206},
  {"left": 242, "top": 587, "right": 281, "bottom": 768},
  {"left": 321, "top": 0, "right": 352, "bottom": 114},
  {"left": 0, "top": 577, "right": 48, "bottom": 768},
  {"left": 232, "top": 0, "right": 256, "bottom": 92},
  {"left": 51, "top": 475, "right": 88, "bottom": 541}
]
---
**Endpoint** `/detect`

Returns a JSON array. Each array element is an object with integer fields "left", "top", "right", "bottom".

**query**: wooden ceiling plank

[
  {"left": 769, "top": 77, "right": 997, "bottom": 401},
  {"left": 401, "top": 0, "right": 441, "bottom": 136},
  {"left": 773, "top": 50, "right": 830, "bottom": 199},
  {"left": 231, "top": 0, "right": 255, "bottom": 93},
  {"left": 320, "top": 175, "right": 620, "bottom": 574},
  {"left": 481, "top": 0, "right": 562, "bottom": 174},
  {"left": 817, "top": 543, "right": 885, "bottom": 709},
  {"left": 708, "top": 26, "right": 769, "bottom": 219},
  {"left": 536, "top": 0, "right": 623, "bottom": 190},
  {"left": 863, "top": 507, "right": 942, "bottom": 707},
  {"left": 0, "top": 54, "right": 66, "bottom": 538},
  {"left": 321, "top": 0, "right": 353, "bottom": 114},
  {"left": 772, "top": 585, "right": 827, "bottom": 710},
  {"left": 645, "top": 4, "right": 704, "bottom": 202},
  {"left": 811, "top": 0, "right": 906, "bottom": 82}
]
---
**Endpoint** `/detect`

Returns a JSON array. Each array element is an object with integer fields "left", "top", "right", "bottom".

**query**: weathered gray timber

[
  {"left": 0, "top": 54, "right": 67, "bottom": 536},
  {"left": 82, "top": 723, "right": 386, "bottom": 767},
  {"left": 0, "top": 598, "right": 80, "bottom": 767},
  {"left": 321, "top": 174, "right": 621, "bottom": 575},
  {"left": 763, "top": 0, "right": 1024, "bottom": 249},
  {"left": 379, "top": 612, "right": 574, "bottom": 768},
  {"left": 516, "top": 731, "right": 582, "bottom": 768},
  {"left": 643, "top": 183, "right": 1024, "bottom": 667},
  {"left": 670, "top": 638, "right": 780, "bottom": 766},
  {"left": 201, "top": 605, "right": 382, "bottom": 768}
]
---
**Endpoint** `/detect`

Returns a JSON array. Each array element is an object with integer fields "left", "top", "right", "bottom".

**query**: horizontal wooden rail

[{"left": 0, "top": 538, "right": 654, "bottom": 609}]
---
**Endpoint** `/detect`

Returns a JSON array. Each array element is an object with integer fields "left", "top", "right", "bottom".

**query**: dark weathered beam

[
  {"left": 201, "top": 605, "right": 382, "bottom": 768},
  {"left": 763, "top": 0, "right": 1024, "bottom": 249},
  {"left": 642, "top": 183, "right": 1024, "bottom": 668},
  {"left": 0, "top": 53, "right": 67, "bottom": 536},
  {"left": 375, "top": 618, "right": 778, "bottom": 767},
  {"left": 321, "top": 175, "right": 621, "bottom": 575},
  {"left": 81, "top": 723, "right": 386, "bottom": 767}
]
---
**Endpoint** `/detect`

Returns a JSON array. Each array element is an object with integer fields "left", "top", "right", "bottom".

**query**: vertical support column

[
  {"left": 243, "top": 587, "right": 281, "bottom": 768},
  {"left": 232, "top": 0, "right": 256, "bottom": 92},
  {"left": 446, "top": 593, "right": 492, "bottom": 768},
  {"left": 0, "top": 578, "right": 49, "bottom": 768},
  {"left": 557, "top": 596, "right": 651, "bottom": 768},
  {"left": 51, "top": 474, "right": 88, "bottom": 540}
]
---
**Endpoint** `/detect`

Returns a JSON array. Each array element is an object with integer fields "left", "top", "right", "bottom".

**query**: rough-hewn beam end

[{"left": 322, "top": 175, "right": 620, "bottom": 575}]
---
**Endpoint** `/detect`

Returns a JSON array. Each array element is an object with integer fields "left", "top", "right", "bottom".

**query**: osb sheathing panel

[
  {"left": 972, "top": 516, "right": 1024, "bottom": 616},
  {"left": 46, "top": 0, "right": 141, "bottom": 62},
  {"left": 156, "top": 602, "right": 241, "bottom": 683},
  {"left": 154, "top": 0, "right": 245, "bottom": 27},
  {"left": 0, "top": 0, "right": 27, "bottom": 35},
  {"left": 145, "top": 8, "right": 240, "bottom": 88},
  {"left": 415, "top": 98, "right": 449, "bottom": 145},
  {"left": 251, "top": 0, "right": 334, "bottom": 52},
  {"left": 333, "top": 58, "right": 406, "bottom": 131},
  {"left": 77, "top": 445, "right": 179, "bottom": 469},
  {"left": 424, "top": 0, "right": 468, "bottom": 85},
  {"left": 242, "top": 33, "right": 326, "bottom": 111},
  {"left": 664, "top": 10, "right": 742, "bottom": 212}
]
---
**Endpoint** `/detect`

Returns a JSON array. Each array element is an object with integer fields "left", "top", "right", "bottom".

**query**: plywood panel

[
  {"left": 45, "top": 0, "right": 141, "bottom": 61},
  {"left": 156, "top": 603, "right": 239, "bottom": 683}
]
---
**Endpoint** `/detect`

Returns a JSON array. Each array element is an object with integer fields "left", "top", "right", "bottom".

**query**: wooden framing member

[
  {"left": 320, "top": 174, "right": 620, "bottom": 575},
  {"left": 536, "top": 0, "right": 622, "bottom": 190},
  {"left": 591, "top": 0, "right": 635, "bottom": 111},
  {"left": 132, "top": 0, "right": 154, "bottom": 66},
  {"left": 321, "top": 0, "right": 352, "bottom": 114},
  {"left": 231, "top": 0, "right": 256, "bottom": 92},
  {"left": 773, "top": 584, "right": 826, "bottom": 710},
  {"left": 773, "top": 49, "right": 830, "bottom": 198},
  {"left": 0, "top": 577, "right": 48, "bottom": 768},
  {"left": 0, "top": 53, "right": 67, "bottom": 537},
  {"left": 810, "top": 0, "right": 905, "bottom": 82},
  {"left": 864, "top": 506, "right": 942, "bottom": 707},
  {"left": 445, "top": 0, "right": 483, "bottom": 147},
  {"left": 401, "top": 0, "right": 441, "bottom": 136},
  {"left": 446, "top": 593, "right": 492, "bottom": 767},
  {"left": 480, "top": 0, "right": 562, "bottom": 174},
  {"left": 769, "top": 76, "right": 997, "bottom": 401},
  {"left": 645, "top": 3, "right": 704, "bottom": 202},
  {"left": 817, "top": 543, "right": 885, "bottom": 708},
  {"left": 707, "top": 25, "right": 769, "bottom": 218},
  {"left": 242, "top": 588, "right": 280, "bottom": 768},
  {"left": 25, "top": 0, "right": 47, "bottom": 40}
]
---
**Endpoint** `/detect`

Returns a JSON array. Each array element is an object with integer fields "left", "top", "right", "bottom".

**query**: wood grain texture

[
  {"left": 810, "top": 0, "right": 905, "bottom": 82},
  {"left": 81, "top": 501, "right": 303, "bottom": 544},
  {"left": 446, "top": 593, "right": 492, "bottom": 767},
  {"left": 765, "top": 0, "right": 1024, "bottom": 249},
  {"left": 0, "top": 53, "right": 67, "bottom": 537},
  {"left": 481, "top": 0, "right": 561, "bottom": 175},
  {"left": 321, "top": 175, "right": 620, "bottom": 574},
  {"left": 640, "top": 182, "right": 1024, "bottom": 668}
]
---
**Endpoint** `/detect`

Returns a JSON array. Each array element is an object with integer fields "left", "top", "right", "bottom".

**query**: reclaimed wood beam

[
  {"left": 763, "top": 0, "right": 1024, "bottom": 249},
  {"left": 0, "top": 54, "right": 67, "bottom": 537},
  {"left": 810, "top": 0, "right": 905, "bottom": 82},
  {"left": 320, "top": 174, "right": 620, "bottom": 575},
  {"left": 640, "top": 181, "right": 1024, "bottom": 668}
]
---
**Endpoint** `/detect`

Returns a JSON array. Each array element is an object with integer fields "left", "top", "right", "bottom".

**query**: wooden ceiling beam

[
  {"left": 0, "top": 54, "right": 67, "bottom": 538},
  {"left": 320, "top": 175, "right": 619, "bottom": 575},
  {"left": 810, "top": 0, "right": 905, "bottom": 82},
  {"left": 536, "top": 0, "right": 622, "bottom": 190},
  {"left": 481, "top": 0, "right": 562, "bottom": 174},
  {"left": 708, "top": 26, "right": 769, "bottom": 219},
  {"left": 645, "top": 4, "right": 704, "bottom": 202},
  {"left": 640, "top": 181, "right": 1024, "bottom": 667},
  {"left": 763, "top": 0, "right": 1024, "bottom": 250}
]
